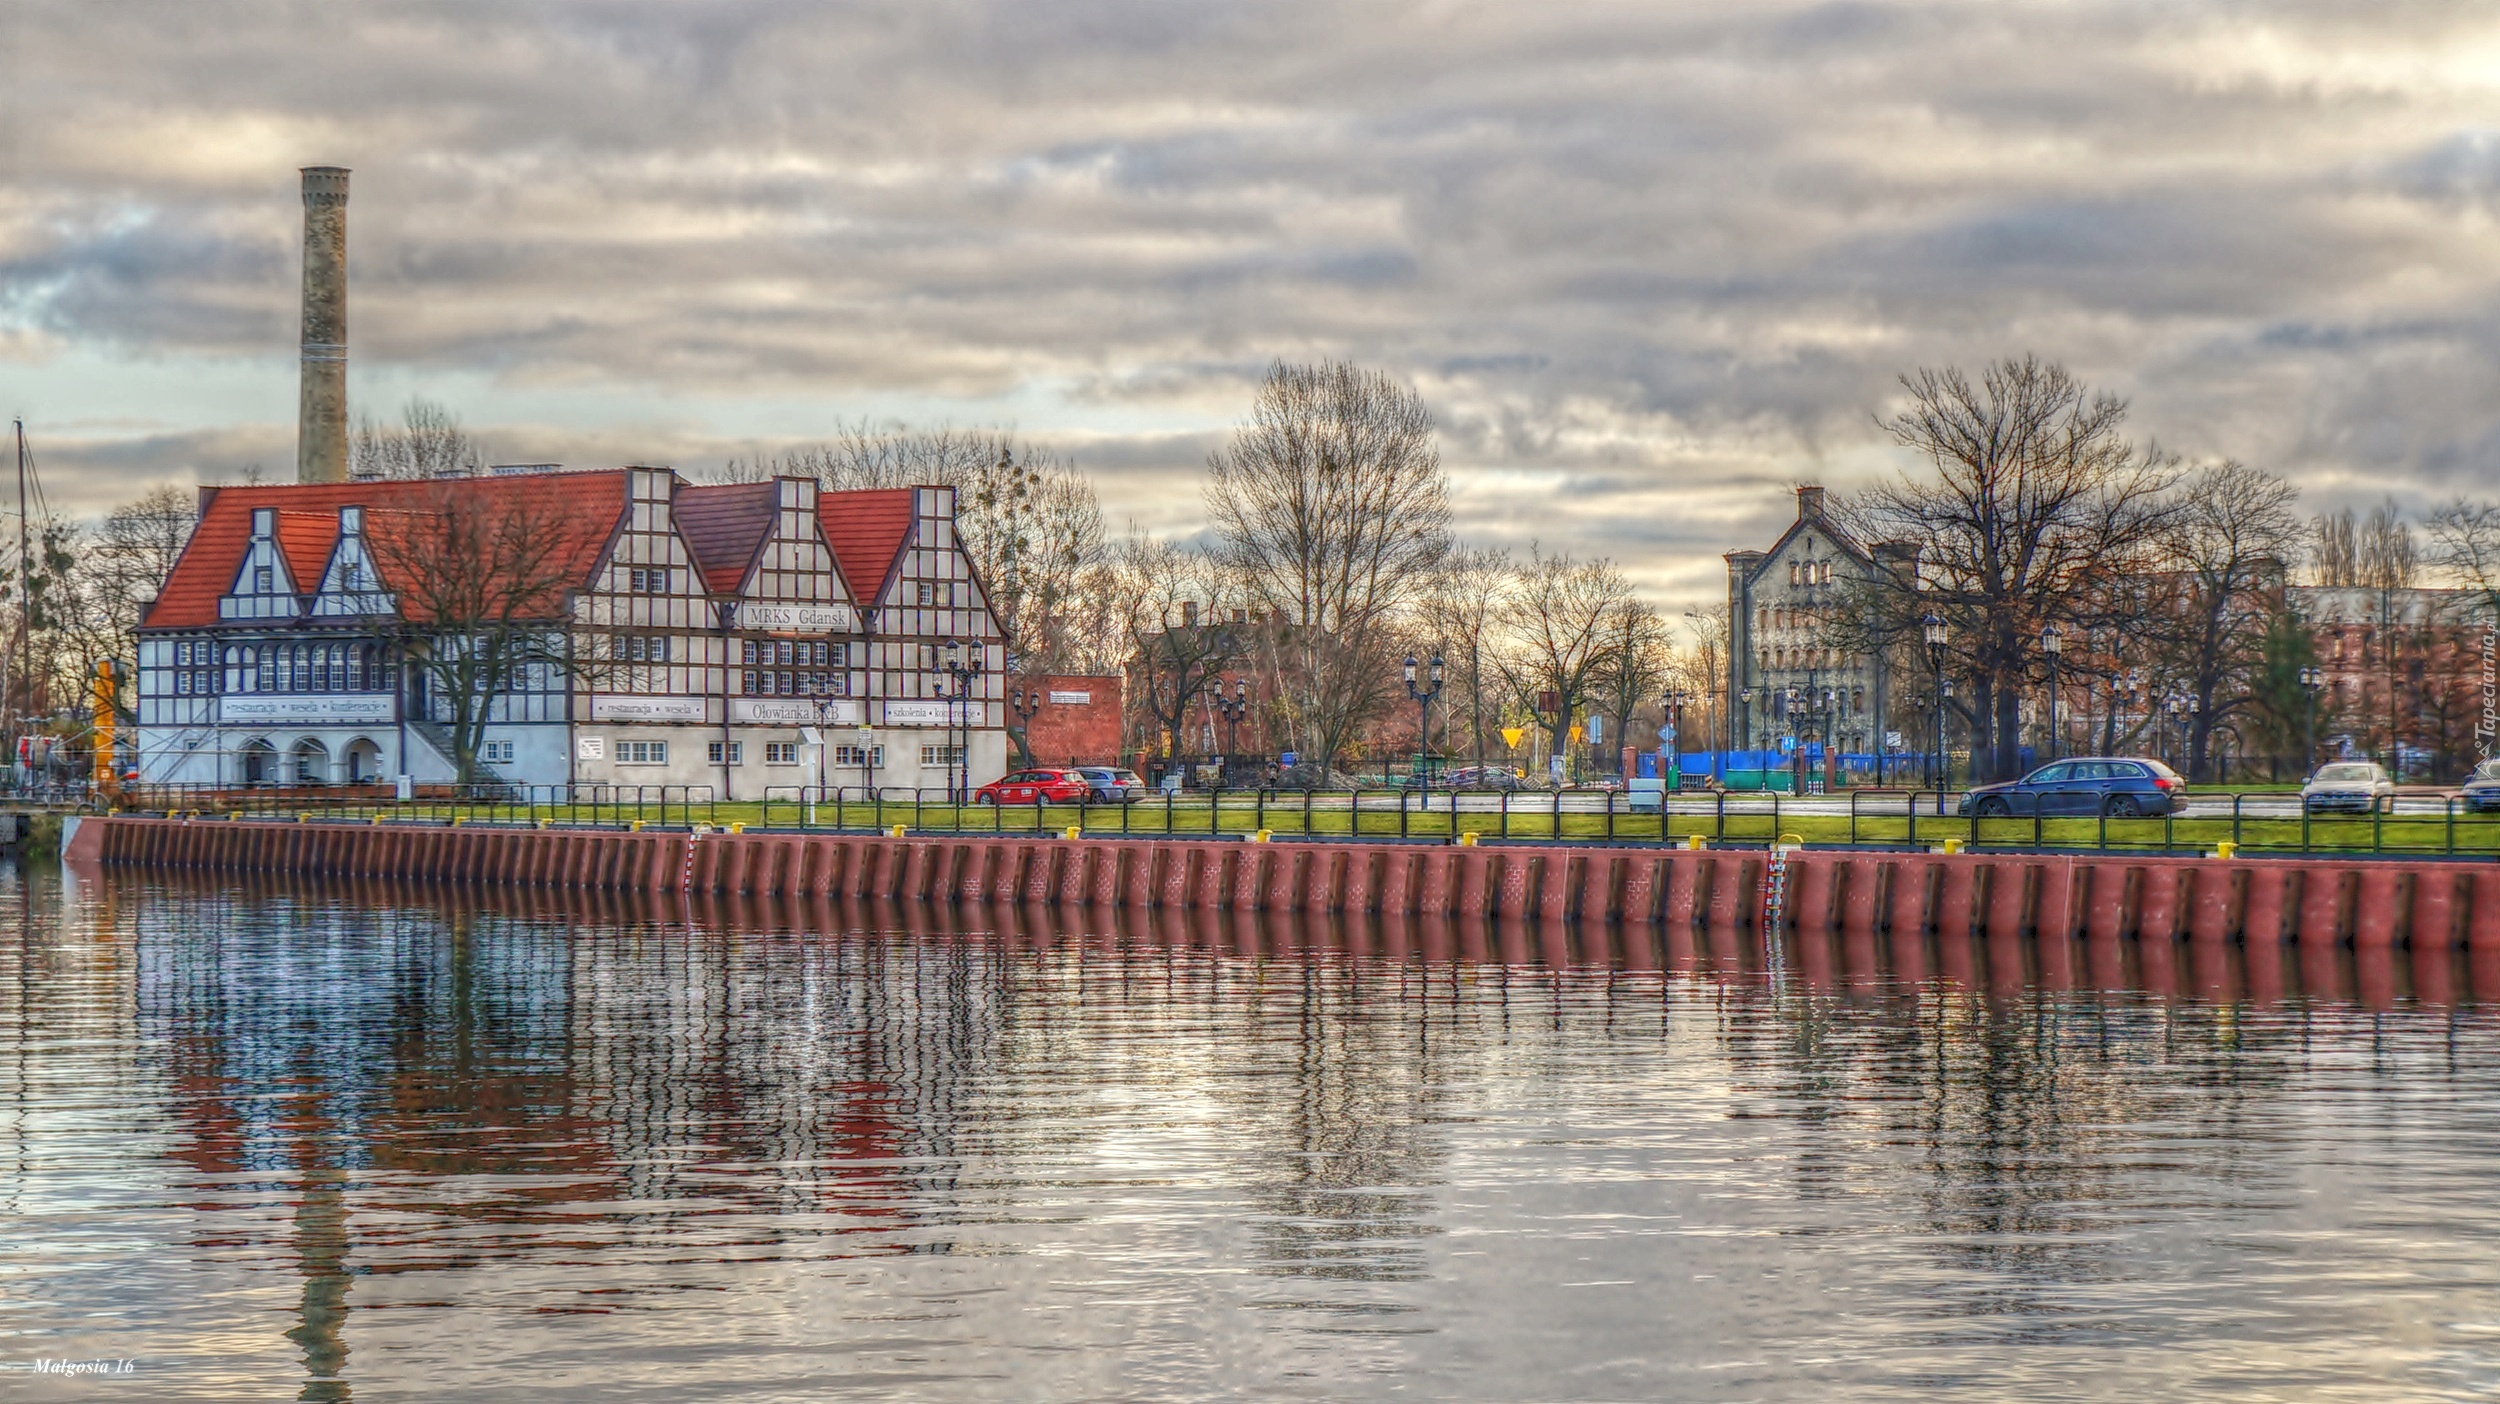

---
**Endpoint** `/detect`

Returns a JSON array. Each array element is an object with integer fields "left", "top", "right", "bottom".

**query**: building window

[
  {"left": 626, "top": 567, "right": 670, "bottom": 592},
  {"left": 481, "top": 741, "right": 515, "bottom": 765},
  {"left": 834, "top": 744, "right": 883, "bottom": 767},
  {"left": 764, "top": 741, "right": 798, "bottom": 765},
  {"left": 708, "top": 740, "right": 744, "bottom": 765},
  {"left": 617, "top": 740, "right": 668, "bottom": 765},
  {"left": 920, "top": 745, "right": 965, "bottom": 767},
  {"left": 254, "top": 566, "right": 273, "bottom": 593},
  {"left": 918, "top": 581, "right": 935, "bottom": 606},
  {"left": 620, "top": 633, "right": 672, "bottom": 663}
]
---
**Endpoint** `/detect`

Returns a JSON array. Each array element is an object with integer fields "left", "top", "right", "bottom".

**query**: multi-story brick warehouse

[
  {"left": 133, "top": 466, "right": 1008, "bottom": 796},
  {"left": 1724, "top": 486, "right": 1920, "bottom": 769}
]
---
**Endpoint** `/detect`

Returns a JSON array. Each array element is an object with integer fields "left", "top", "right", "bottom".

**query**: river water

[{"left": 5, "top": 862, "right": 2499, "bottom": 1401}]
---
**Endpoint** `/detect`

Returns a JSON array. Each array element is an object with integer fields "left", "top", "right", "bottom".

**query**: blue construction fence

[{"left": 1637, "top": 747, "right": 2034, "bottom": 791}]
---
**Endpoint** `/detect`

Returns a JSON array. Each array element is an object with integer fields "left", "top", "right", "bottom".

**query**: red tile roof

[
  {"left": 272, "top": 511, "right": 335, "bottom": 593},
  {"left": 674, "top": 481, "right": 778, "bottom": 595},
  {"left": 818, "top": 489, "right": 916, "bottom": 612},
  {"left": 144, "top": 471, "right": 631, "bottom": 629}
]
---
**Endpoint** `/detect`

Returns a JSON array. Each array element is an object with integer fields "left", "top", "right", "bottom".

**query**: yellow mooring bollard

[
  {"left": 1065, "top": 825, "right": 1084, "bottom": 841},
  {"left": 2214, "top": 840, "right": 2237, "bottom": 860},
  {"left": 889, "top": 824, "right": 908, "bottom": 838},
  {"left": 1684, "top": 834, "right": 1708, "bottom": 850},
  {"left": 1457, "top": 831, "right": 1479, "bottom": 846}
]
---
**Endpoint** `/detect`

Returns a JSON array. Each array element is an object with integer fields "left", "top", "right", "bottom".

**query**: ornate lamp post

[
  {"left": 2299, "top": 664, "right": 2324, "bottom": 775},
  {"left": 1922, "top": 613, "right": 1949, "bottom": 791},
  {"left": 1215, "top": 677, "right": 1250, "bottom": 784},
  {"left": 933, "top": 640, "right": 984, "bottom": 802},
  {"left": 1662, "top": 687, "right": 1691, "bottom": 793},
  {"left": 1403, "top": 654, "right": 1444, "bottom": 791},
  {"left": 2041, "top": 623, "right": 2062, "bottom": 761},
  {"left": 1007, "top": 684, "right": 1042, "bottom": 773}
]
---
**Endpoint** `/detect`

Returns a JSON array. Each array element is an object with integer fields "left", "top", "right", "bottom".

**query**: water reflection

[{"left": 7, "top": 864, "right": 2500, "bottom": 1400}]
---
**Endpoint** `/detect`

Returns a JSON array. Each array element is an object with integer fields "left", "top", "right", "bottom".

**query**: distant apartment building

[
  {"left": 1724, "top": 486, "right": 1919, "bottom": 762},
  {"left": 2290, "top": 584, "right": 2494, "bottom": 770},
  {"left": 133, "top": 466, "right": 1007, "bottom": 796}
]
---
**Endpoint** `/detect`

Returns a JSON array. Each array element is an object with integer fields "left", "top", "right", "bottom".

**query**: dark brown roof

[{"left": 674, "top": 480, "right": 779, "bottom": 595}]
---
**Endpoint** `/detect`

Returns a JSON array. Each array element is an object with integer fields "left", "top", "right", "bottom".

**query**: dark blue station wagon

[{"left": 1955, "top": 758, "right": 2183, "bottom": 818}]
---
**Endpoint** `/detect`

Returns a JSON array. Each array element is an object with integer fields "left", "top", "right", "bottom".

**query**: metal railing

[{"left": 97, "top": 781, "right": 2500, "bottom": 858}]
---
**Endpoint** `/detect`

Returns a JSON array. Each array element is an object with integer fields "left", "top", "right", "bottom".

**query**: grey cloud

[{"left": 14, "top": 0, "right": 2500, "bottom": 606}]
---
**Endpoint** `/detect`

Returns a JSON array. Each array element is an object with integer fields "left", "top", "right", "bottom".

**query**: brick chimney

[
  {"left": 1796, "top": 484, "right": 1826, "bottom": 519},
  {"left": 297, "top": 166, "right": 350, "bottom": 483}
]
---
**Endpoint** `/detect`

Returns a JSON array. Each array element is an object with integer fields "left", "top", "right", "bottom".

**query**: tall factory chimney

[{"left": 296, "top": 166, "right": 350, "bottom": 483}]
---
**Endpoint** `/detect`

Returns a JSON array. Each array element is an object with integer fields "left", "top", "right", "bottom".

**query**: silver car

[
  {"left": 2302, "top": 761, "right": 2394, "bottom": 815},
  {"left": 2462, "top": 759, "right": 2500, "bottom": 814}
]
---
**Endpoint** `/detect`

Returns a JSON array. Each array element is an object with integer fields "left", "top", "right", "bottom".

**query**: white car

[{"left": 2302, "top": 761, "right": 2394, "bottom": 815}]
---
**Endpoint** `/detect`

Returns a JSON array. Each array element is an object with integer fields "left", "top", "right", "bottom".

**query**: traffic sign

[{"left": 1501, "top": 727, "right": 1525, "bottom": 749}]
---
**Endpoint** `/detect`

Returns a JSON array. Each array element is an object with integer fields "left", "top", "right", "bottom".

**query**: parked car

[
  {"left": 1955, "top": 757, "right": 2183, "bottom": 818},
  {"left": 1443, "top": 765, "right": 1527, "bottom": 792},
  {"left": 2303, "top": 761, "right": 2394, "bottom": 814},
  {"left": 974, "top": 768, "right": 1092, "bottom": 805},
  {"left": 1074, "top": 766, "right": 1146, "bottom": 803},
  {"left": 2464, "top": 759, "right": 2500, "bottom": 813}
]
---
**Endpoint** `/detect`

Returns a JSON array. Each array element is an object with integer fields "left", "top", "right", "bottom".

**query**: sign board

[
  {"left": 883, "top": 700, "right": 963, "bottom": 727},
  {"left": 799, "top": 726, "right": 824, "bottom": 747},
  {"left": 1568, "top": 724, "right": 1583, "bottom": 744},
  {"left": 591, "top": 695, "right": 705, "bottom": 723},
  {"left": 730, "top": 698, "right": 860, "bottom": 725},
  {"left": 1780, "top": 735, "right": 1796, "bottom": 754},
  {"left": 1501, "top": 727, "right": 1525, "bottom": 750},
  {"left": 1586, "top": 715, "right": 1603, "bottom": 745},
  {"left": 1279, "top": 751, "right": 1299, "bottom": 767},
  {"left": 1047, "top": 690, "right": 1091, "bottom": 705},
  {"left": 737, "top": 603, "right": 856, "bottom": 634},
  {"left": 577, "top": 736, "right": 605, "bottom": 760},
  {"left": 1885, "top": 730, "right": 1903, "bottom": 749},
  {"left": 218, "top": 694, "right": 393, "bottom": 724}
]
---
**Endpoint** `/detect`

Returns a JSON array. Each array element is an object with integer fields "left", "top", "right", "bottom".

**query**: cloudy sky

[{"left": 8, "top": 0, "right": 2500, "bottom": 606}]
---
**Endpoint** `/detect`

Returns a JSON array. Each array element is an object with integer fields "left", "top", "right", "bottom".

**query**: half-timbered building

[{"left": 134, "top": 466, "right": 1006, "bottom": 796}]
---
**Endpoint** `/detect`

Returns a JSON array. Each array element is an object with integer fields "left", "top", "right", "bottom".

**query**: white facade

[{"left": 133, "top": 470, "right": 1008, "bottom": 799}]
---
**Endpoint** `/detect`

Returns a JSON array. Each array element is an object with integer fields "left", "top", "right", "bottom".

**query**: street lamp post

[
  {"left": 2042, "top": 624, "right": 2062, "bottom": 761},
  {"left": 1215, "top": 678, "right": 1250, "bottom": 785},
  {"left": 1007, "top": 685, "right": 1042, "bottom": 775},
  {"left": 2299, "top": 664, "right": 2323, "bottom": 776},
  {"left": 1663, "top": 687, "right": 1690, "bottom": 793},
  {"left": 1403, "top": 654, "right": 1444, "bottom": 791},
  {"left": 1922, "top": 613, "right": 1948, "bottom": 791},
  {"left": 933, "top": 640, "right": 983, "bottom": 803}
]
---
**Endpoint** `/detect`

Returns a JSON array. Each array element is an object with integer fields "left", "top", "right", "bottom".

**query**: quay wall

[{"left": 66, "top": 816, "right": 2500, "bottom": 950}]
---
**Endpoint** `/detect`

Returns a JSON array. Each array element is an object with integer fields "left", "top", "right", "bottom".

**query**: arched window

[{"left": 1788, "top": 563, "right": 1799, "bottom": 585}]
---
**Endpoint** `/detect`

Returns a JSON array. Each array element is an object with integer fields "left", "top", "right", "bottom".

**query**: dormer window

[
  {"left": 341, "top": 506, "right": 362, "bottom": 533},
  {"left": 252, "top": 508, "right": 274, "bottom": 537},
  {"left": 343, "top": 562, "right": 365, "bottom": 591}
]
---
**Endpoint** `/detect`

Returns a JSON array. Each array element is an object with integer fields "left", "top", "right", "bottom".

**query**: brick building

[{"left": 1012, "top": 674, "right": 1124, "bottom": 766}]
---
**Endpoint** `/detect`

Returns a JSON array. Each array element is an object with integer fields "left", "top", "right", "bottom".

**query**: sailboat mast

[{"left": 10, "top": 420, "right": 22, "bottom": 725}]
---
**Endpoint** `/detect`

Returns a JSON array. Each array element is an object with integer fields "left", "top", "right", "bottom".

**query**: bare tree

[
  {"left": 364, "top": 483, "right": 584, "bottom": 784},
  {"left": 1846, "top": 356, "right": 2178, "bottom": 782},
  {"left": 1498, "top": 547, "right": 1639, "bottom": 765},
  {"left": 351, "top": 397, "right": 486, "bottom": 480},
  {"left": 1205, "top": 362, "right": 1451, "bottom": 772},
  {"left": 1108, "top": 534, "right": 1241, "bottom": 766},
  {"left": 1418, "top": 546, "right": 1514, "bottom": 765},
  {"left": 1679, "top": 603, "right": 1731, "bottom": 756},
  {"left": 727, "top": 425, "right": 1114, "bottom": 672},
  {"left": 1588, "top": 598, "right": 1674, "bottom": 772},
  {"left": 2142, "top": 462, "right": 2301, "bottom": 780},
  {"left": 2311, "top": 507, "right": 2360, "bottom": 586},
  {"left": 58, "top": 485, "right": 196, "bottom": 722}
]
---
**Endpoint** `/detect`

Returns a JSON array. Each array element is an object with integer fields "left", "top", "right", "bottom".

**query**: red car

[{"left": 974, "top": 768, "right": 1092, "bottom": 804}]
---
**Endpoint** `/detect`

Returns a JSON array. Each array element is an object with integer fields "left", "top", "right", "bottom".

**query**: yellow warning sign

[{"left": 1501, "top": 727, "right": 1525, "bottom": 749}]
